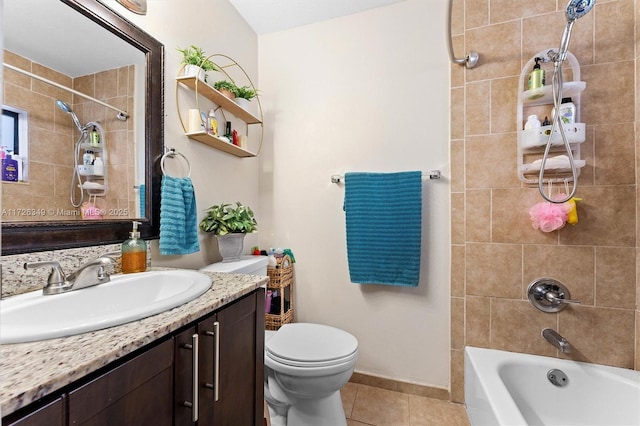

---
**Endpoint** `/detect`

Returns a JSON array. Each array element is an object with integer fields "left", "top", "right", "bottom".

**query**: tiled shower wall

[
  {"left": 449, "top": 0, "right": 638, "bottom": 402},
  {"left": 2, "top": 50, "right": 136, "bottom": 219}
]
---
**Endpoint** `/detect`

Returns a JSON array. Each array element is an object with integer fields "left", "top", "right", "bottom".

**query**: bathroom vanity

[{"left": 0, "top": 270, "right": 267, "bottom": 426}]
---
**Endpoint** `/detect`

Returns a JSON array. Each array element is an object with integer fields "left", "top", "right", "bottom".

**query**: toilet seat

[{"left": 266, "top": 323, "right": 358, "bottom": 368}]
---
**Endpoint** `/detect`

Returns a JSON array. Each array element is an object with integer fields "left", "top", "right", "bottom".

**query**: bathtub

[{"left": 464, "top": 346, "right": 640, "bottom": 426}]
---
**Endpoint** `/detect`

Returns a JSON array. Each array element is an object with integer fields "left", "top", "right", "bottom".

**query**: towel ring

[{"left": 161, "top": 148, "right": 192, "bottom": 178}]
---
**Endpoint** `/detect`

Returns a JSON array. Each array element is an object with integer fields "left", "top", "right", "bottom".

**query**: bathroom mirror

[{"left": 1, "top": 0, "right": 164, "bottom": 254}]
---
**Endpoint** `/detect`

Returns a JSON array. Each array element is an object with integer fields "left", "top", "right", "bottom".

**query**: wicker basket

[{"left": 265, "top": 255, "right": 294, "bottom": 330}]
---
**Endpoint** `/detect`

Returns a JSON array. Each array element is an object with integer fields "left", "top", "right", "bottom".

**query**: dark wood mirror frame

[{"left": 1, "top": 0, "right": 164, "bottom": 255}]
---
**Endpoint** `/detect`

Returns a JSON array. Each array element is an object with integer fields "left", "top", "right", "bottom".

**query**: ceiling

[{"left": 228, "top": 0, "right": 408, "bottom": 35}]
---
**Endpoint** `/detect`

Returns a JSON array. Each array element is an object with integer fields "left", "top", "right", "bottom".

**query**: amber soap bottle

[{"left": 122, "top": 221, "right": 147, "bottom": 273}]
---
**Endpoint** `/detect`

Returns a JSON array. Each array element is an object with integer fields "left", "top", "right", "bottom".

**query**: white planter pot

[
  {"left": 234, "top": 97, "right": 251, "bottom": 111},
  {"left": 216, "top": 233, "right": 245, "bottom": 262},
  {"left": 183, "top": 64, "right": 205, "bottom": 82}
]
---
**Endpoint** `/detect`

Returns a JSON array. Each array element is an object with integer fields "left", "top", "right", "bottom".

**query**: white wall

[
  {"left": 101, "top": 0, "right": 263, "bottom": 268},
  {"left": 258, "top": 0, "right": 451, "bottom": 388}
]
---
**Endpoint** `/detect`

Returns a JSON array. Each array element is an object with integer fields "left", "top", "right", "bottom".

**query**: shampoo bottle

[
  {"left": 122, "top": 221, "right": 147, "bottom": 273},
  {"left": 527, "top": 58, "right": 545, "bottom": 100}
]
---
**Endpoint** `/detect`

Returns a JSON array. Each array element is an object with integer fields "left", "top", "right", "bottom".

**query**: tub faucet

[
  {"left": 25, "top": 255, "right": 118, "bottom": 295},
  {"left": 542, "top": 328, "right": 572, "bottom": 354}
]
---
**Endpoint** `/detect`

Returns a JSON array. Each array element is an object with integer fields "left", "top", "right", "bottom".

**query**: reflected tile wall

[{"left": 450, "top": 0, "right": 638, "bottom": 403}]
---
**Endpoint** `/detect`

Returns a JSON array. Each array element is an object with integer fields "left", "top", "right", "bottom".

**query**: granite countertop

[{"left": 0, "top": 268, "right": 268, "bottom": 416}]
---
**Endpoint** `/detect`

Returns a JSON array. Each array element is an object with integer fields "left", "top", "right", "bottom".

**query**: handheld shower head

[
  {"left": 55, "top": 100, "right": 84, "bottom": 133},
  {"left": 553, "top": 0, "right": 596, "bottom": 63},
  {"left": 566, "top": 0, "right": 596, "bottom": 22}
]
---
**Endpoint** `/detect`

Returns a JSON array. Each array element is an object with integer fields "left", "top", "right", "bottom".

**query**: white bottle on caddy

[{"left": 551, "top": 97, "right": 576, "bottom": 125}]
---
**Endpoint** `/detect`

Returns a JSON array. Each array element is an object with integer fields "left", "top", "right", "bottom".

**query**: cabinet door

[
  {"left": 214, "top": 291, "right": 262, "bottom": 426},
  {"left": 68, "top": 339, "right": 173, "bottom": 426},
  {"left": 2, "top": 397, "right": 64, "bottom": 426}
]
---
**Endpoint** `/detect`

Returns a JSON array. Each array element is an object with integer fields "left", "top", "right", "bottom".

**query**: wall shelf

[
  {"left": 176, "top": 55, "right": 263, "bottom": 159},
  {"left": 176, "top": 76, "right": 262, "bottom": 125},
  {"left": 185, "top": 130, "right": 256, "bottom": 158}
]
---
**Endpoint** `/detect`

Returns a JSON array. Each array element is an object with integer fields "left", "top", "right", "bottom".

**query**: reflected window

[{"left": 1, "top": 105, "right": 28, "bottom": 182}]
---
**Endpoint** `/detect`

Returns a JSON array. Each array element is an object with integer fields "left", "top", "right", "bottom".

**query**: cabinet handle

[
  {"left": 182, "top": 333, "right": 199, "bottom": 422},
  {"left": 203, "top": 330, "right": 215, "bottom": 392},
  {"left": 213, "top": 321, "right": 220, "bottom": 402}
]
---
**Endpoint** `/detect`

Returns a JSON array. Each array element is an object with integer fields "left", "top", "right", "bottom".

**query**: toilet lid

[{"left": 266, "top": 323, "right": 358, "bottom": 367}]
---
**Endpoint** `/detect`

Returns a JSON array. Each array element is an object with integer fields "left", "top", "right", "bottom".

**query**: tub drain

[{"left": 547, "top": 369, "right": 568, "bottom": 387}]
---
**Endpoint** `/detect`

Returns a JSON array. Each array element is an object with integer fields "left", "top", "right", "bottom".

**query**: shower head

[
  {"left": 55, "top": 100, "right": 84, "bottom": 133},
  {"left": 566, "top": 0, "right": 596, "bottom": 22},
  {"left": 553, "top": 0, "right": 596, "bottom": 63}
]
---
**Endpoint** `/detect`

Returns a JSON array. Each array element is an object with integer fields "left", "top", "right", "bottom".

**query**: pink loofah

[{"left": 529, "top": 194, "right": 573, "bottom": 233}]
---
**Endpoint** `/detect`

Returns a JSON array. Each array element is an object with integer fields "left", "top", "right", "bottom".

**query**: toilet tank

[{"left": 201, "top": 255, "right": 268, "bottom": 275}]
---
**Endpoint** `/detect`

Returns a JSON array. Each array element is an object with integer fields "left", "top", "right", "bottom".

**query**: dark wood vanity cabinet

[
  {"left": 2, "top": 289, "right": 265, "bottom": 426},
  {"left": 175, "top": 290, "right": 265, "bottom": 425}
]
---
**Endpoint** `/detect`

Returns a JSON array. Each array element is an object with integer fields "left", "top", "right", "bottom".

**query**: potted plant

[
  {"left": 234, "top": 85, "right": 258, "bottom": 110},
  {"left": 213, "top": 80, "right": 238, "bottom": 100},
  {"left": 199, "top": 202, "right": 257, "bottom": 262},
  {"left": 177, "top": 45, "right": 218, "bottom": 81}
]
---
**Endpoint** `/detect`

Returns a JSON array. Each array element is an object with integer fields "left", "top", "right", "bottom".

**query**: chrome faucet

[
  {"left": 542, "top": 328, "right": 572, "bottom": 354},
  {"left": 25, "top": 254, "right": 118, "bottom": 295}
]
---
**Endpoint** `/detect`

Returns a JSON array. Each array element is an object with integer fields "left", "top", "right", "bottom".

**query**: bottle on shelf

[{"left": 551, "top": 97, "right": 576, "bottom": 124}]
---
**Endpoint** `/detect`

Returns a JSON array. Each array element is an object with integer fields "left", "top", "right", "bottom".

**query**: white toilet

[{"left": 201, "top": 256, "right": 359, "bottom": 426}]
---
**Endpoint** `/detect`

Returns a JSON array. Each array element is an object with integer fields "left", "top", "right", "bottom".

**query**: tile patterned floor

[{"left": 341, "top": 382, "right": 470, "bottom": 426}]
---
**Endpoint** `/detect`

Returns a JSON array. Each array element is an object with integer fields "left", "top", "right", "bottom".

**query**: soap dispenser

[{"left": 122, "top": 221, "right": 147, "bottom": 273}]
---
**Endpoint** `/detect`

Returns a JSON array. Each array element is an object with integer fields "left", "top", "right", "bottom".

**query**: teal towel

[
  {"left": 344, "top": 171, "right": 422, "bottom": 287},
  {"left": 160, "top": 176, "right": 200, "bottom": 255}
]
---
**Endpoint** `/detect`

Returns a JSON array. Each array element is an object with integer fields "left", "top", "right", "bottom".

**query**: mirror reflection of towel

[
  {"left": 160, "top": 176, "right": 200, "bottom": 255},
  {"left": 344, "top": 171, "right": 422, "bottom": 287}
]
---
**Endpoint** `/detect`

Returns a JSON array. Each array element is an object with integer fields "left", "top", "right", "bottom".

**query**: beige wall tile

[
  {"left": 492, "top": 188, "right": 557, "bottom": 244},
  {"left": 451, "top": 297, "right": 465, "bottom": 350},
  {"left": 465, "top": 189, "right": 491, "bottom": 242},
  {"left": 451, "top": 139, "right": 465, "bottom": 192},
  {"left": 594, "top": 122, "right": 636, "bottom": 185},
  {"left": 595, "top": 0, "right": 635, "bottom": 63},
  {"left": 523, "top": 245, "right": 595, "bottom": 305},
  {"left": 490, "top": 0, "right": 556, "bottom": 24},
  {"left": 595, "top": 247, "right": 636, "bottom": 309},
  {"left": 451, "top": 36, "right": 465, "bottom": 88},
  {"left": 451, "top": 245, "right": 466, "bottom": 297},
  {"left": 581, "top": 61, "right": 635, "bottom": 126},
  {"left": 465, "top": 81, "right": 490, "bottom": 136},
  {"left": 490, "top": 299, "right": 557, "bottom": 356},
  {"left": 450, "top": 349, "right": 465, "bottom": 403},
  {"left": 451, "top": 88, "right": 465, "bottom": 140},
  {"left": 451, "top": 192, "right": 465, "bottom": 245},
  {"left": 465, "top": 21, "right": 521, "bottom": 82},
  {"left": 466, "top": 243, "right": 522, "bottom": 297},
  {"left": 465, "top": 134, "right": 521, "bottom": 189},
  {"left": 559, "top": 305, "right": 635, "bottom": 368},
  {"left": 490, "top": 77, "right": 518, "bottom": 134},
  {"left": 560, "top": 185, "right": 636, "bottom": 247},
  {"left": 465, "top": 295, "right": 490, "bottom": 347},
  {"left": 522, "top": 10, "right": 594, "bottom": 65},
  {"left": 464, "top": 0, "right": 488, "bottom": 30}
]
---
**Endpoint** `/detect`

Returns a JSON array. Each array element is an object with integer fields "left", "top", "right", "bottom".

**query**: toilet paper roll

[{"left": 188, "top": 109, "right": 202, "bottom": 133}]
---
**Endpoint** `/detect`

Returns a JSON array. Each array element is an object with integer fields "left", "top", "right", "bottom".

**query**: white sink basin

[{"left": 0, "top": 270, "right": 211, "bottom": 344}]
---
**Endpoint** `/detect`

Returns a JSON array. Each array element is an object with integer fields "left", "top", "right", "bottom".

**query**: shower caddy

[
  {"left": 517, "top": 50, "right": 586, "bottom": 185},
  {"left": 77, "top": 138, "right": 107, "bottom": 197},
  {"left": 175, "top": 54, "right": 263, "bottom": 158}
]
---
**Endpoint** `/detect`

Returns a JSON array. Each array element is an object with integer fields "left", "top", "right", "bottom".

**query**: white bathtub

[{"left": 464, "top": 346, "right": 640, "bottom": 426}]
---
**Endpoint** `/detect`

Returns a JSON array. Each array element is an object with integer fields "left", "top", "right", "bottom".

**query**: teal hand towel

[
  {"left": 160, "top": 176, "right": 200, "bottom": 255},
  {"left": 344, "top": 171, "right": 422, "bottom": 287}
]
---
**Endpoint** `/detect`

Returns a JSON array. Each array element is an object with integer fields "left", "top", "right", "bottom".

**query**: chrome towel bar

[{"left": 331, "top": 170, "right": 441, "bottom": 184}]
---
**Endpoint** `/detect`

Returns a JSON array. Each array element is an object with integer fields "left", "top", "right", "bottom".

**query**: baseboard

[{"left": 349, "top": 372, "right": 450, "bottom": 401}]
